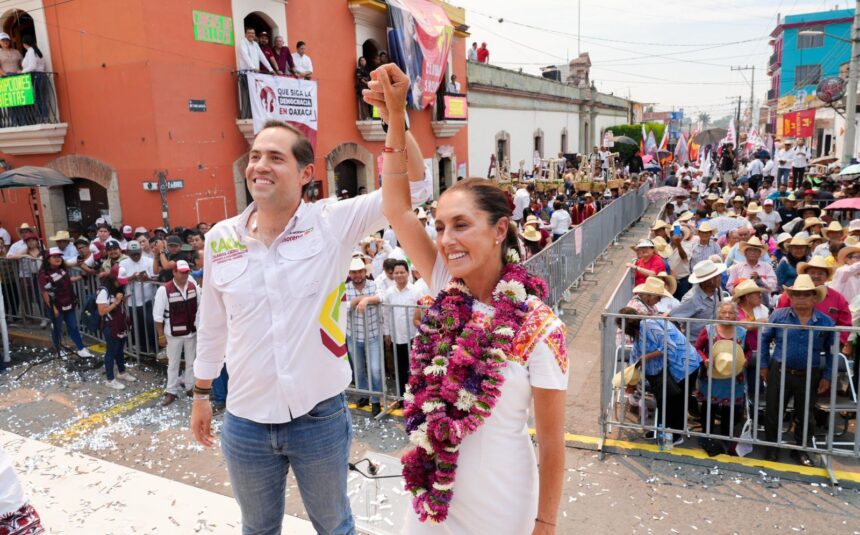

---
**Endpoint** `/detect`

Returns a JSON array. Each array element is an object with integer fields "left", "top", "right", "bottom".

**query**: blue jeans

[
  {"left": 102, "top": 327, "right": 126, "bottom": 380},
  {"left": 777, "top": 167, "right": 790, "bottom": 187},
  {"left": 347, "top": 335, "right": 382, "bottom": 403},
  {"left": 51, "top": 308, "right": 85, "bottom": 350},
  {"left": 221, "top": 394, "right": 355, "bottom": 535},
  {"left": 212, "top": 365, "right": 229, "bottom": 403}
]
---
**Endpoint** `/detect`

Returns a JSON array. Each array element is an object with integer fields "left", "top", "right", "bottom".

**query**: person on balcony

[
  {"left": 446, "top": 74, "right": 461, "bottom": 93},
  {"left": 477, "top": 41, "right": 490, "bottom": 63},
  {"left": 467, "top": 41, "right": 478, "bottom": 62},
  {"left": 292, "top": 40, "right": 313, "bottom": 80},
  {"left": 21, "top": 35, "right": 44, "bottom": 73},
  {"left": 256, "top": 31, "right": 278, "bottom": 73},
  {"left": 237, "top": 27, "right": 273, "bottom": 73},
  {"left": 271, "top": 35, "right": 296, "bottom": 76},
  {"left": 0, "top": 33, "right": 21, "bottom": 75},
  {"left": 356, "top": 56, "right": 371, "bottom": 119}
]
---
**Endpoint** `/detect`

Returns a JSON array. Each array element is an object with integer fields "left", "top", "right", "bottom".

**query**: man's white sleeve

[
  {"left": 194, "top": 245, "right": 228, "bottom": 380},
  {"left": 152, "top": 286, "right": 167, "bottom": 324}
]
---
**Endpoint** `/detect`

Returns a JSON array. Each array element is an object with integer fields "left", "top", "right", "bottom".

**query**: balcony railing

[
  {"left": 767, "top": 88, "right": 776, "bottom": 102},
  {"left": 768, "top": 51, "right": 779, "bottom": 67},
  {"left": 0, "top": 72, "right": 60, "bottom": 128}
]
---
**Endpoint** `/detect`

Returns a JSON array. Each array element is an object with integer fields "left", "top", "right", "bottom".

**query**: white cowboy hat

[
  {"left": 787, "top": 235, "right": 809, "bottom": 247},
  {"left": 651, "top": 220, "right": 670, "bottom": 231},
  {"left": 651, "top": 237, "right": 672, "bottom": 259},
  {"left": 633, "top": 276, "right": 673, "bottom": 298},
  {"left": 677, "top": 211, "right": 695, "bottom": 222},
  {"left": 633, "top": 239, "right": 655, "bottom": 249},
  {"left": 848, "top": 219, "right": 860, "bottom": 234},
  {"left": 797, "top": 256, "right": 835, "bottom": 279},
  {"left": 837, "top": 245, "right": 860, "bottom": 266},
  {"left": 732, "top": 279, "right": 766, "bottom": 302},
  {"left": 802, "top": 217, "right": 824, "bottom": 231},
  {"left": 49, "top": 230, "right": 71, "bottom": 242},
  {"left": 522, "top": 226, "right": 542, "bottom": 242},
  {"left": 688, "top": 259, "right": 727, "bottom": 284},
  {"left": 739, "top": 236, "right": 767, "bottom": 254},
  {"left": 745, "top": 202, "right": 762, "bottom": 214},
  {"left": 349, "top": 258, "right": 367, "bottom": 272},
  {"left": 697, "top": 222, "right": 715, "bottom": 233},
  {"left": 823, "top": 221, "right": 846, "bottom": 237},
  {"left": 710, "top": 340, "right": 746, "bottom": 380},
  {"left": 783, "top": 274, "right": 826, "bottom": 303}
]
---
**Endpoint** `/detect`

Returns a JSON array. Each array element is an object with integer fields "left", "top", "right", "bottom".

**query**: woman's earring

[{"left": 495, "top": 240, "right": 499, "bottom": 245}]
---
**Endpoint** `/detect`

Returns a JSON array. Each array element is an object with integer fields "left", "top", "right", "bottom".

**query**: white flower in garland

[
  {"left": 410, "top": 423, "right": 433, "bottom": 453},
  {"left": 487, "top": 348, "right": 506, "bottom": 360},
  {"left": 494, "top": 280, "right": 527, "bottom": 303},
  {"left": 433, "top": 481, "right": 455, "bottom": 491},
  {"left": 505, "top": 248, "right": 521, "bottom": 264},
  {"left": 494, "top": 326, "right": 515, "bottom": 338},
  {"left": 403, "top": 389, "right": 415, "bottom": 404},
  {"left": 422, "top": 400, "right": 446, "bottom": 414},
  {"left": 455, "top": 389, "right": 477, "bottom": 411},
  {"left": 423, "top": 356, "right": 448, "bottom": 376}
]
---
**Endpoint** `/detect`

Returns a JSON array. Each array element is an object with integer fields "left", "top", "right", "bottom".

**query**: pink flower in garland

[{"left": 401, "top": 261, "right": 548, "bottom": 523}]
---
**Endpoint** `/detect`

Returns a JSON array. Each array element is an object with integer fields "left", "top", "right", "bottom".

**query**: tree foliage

[{"left": 604, "top": 122, "right": 666, "bottom": 163}]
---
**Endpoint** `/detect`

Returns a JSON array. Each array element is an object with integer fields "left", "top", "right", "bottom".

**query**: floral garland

[{"left": 401, "top": 251, "right": 548, "bottom": 523}]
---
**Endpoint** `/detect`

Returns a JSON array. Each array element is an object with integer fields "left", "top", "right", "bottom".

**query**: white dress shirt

[
  {"left": 195, "top": 179, "right": 430, "bottom": 423},
  {"left": 777, "top": 148, "right": 793, "bottom": 169},
  {"left": 467, "top": 47, "right": 478, "bottom": 61},
  {"left": 292, "top": 52, "right": 313, "bottom": 75},
  {"left": 792, "top": 146, "right": 810, "bottom": 168},
  {"left": 380, "top": 283, "right": 422, "bottom": 344},
  {"left": 152, "top": 278, "right": 199, "bottom": 338},
  {"left": 238, "top": 38, "right": 273, "bottom": 72},
  {"left": 549, "top": 209, "right": 572, "bottom": 236},
  {"left": 119, "top": 256, "right": 156, "bottom": 306},
  {"left": 21, "top": 47, "right": 45, "bottom": 73},
  {"left": 0, "top": 227, "right": 10, "bottom": 246},
  {"left": 513, "top": 188, "right": 530, "bottom": 220}
]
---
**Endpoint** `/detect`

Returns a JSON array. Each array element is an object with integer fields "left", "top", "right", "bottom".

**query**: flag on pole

[
  {"left": 674, "top": 132, "right": 689, "bottom": 163},
  {"left": 721, "top": 117, "right": 737, "bottom": 146},
  {"left": 658, "top": 127, "right": 669, "bottom": 151},
  {"left": 645, "top": 130, "right": 658, "bottom": 157},
  {"left": 640, "top": 124, "right": 647, "bottom": 154}
]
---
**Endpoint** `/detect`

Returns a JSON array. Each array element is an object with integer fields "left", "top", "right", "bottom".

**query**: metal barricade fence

[
  {"left": 524, "top": 182, "right": 651, "bottom": 308},
  {"left": 600, "top": 307, "right": 860, "bottom": 483},
  {"left": 0, "top": 258, "right": 163, "bottom": 361}
]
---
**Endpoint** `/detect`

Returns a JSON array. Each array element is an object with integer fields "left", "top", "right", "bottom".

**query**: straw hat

[
  {"left": 714, "top": 198, "right": 727, "bottom": 206},
  {"left": 525, "top": 215, "right": 541, "bottom": 228},
  {"left": 651, "top": 220, "right": 670, "bottom": 232},
  {"left": 522, "top": 226, "right": 542, "bottom": 242},
  {"left": 799, "top": 204, "right": 822, "bottom": 217},
  {"left": 823, "top": 221, "right": 846, "bottom": 237},
  {"left": 710, "top": 340, "right": 746, "bottom": 379},
  {"left": 633, "top": 276, "right": 673, "bottom": 298},
  {"left": 49, "top": 230, "right": 71, "bottom": 242},
  {"left": 797, "top": 256, "right": 835, "bottom": 278},
  {"left": 732, "top": 195, "right": 744, "bottom": 204},
  {"left": 706, "top": 193, "right": 719, "bottom": 202},
  {"left": 651, "top": 237, "right": 672, "bottom": 259},
  {"left": 784, "top": 193, "right": 797, "bottom": 202},
  {"left": 783, "top": 274, "right": 826, "bottom": 303},
  {"left": 677, "top": 211, "right": 694, "bottom": 222},
  {"left": 349, "top": 258, "right": 367, "bottom": 272},
  {"left": 787, "top": 235, "right": 809, "bottom": 247},
  {"left": 837, "top": 244, "right": 860, "bottom": 265},
  {"left": 745, "top": 202, "right": 762, "bottom": 214},
  {"left": 656, "top": 271, "right": 677, "bottom": 295},
  {"left": 802, "top": 217, "right": 824, "bottom": 230},
  {"left": 849, "top": 219, "right": 860, "bottom": 234},
  {"left": 633, "top": 239, "right": 655, "bottom": 249},
  {"left": 688, "top": 259, "right": 727, "bottom": 284},
  {"left": 732, "top": 279, "right": 766, "bottom": 302},
  {"left": 776, "top": 232, "right": 792, "bottom": 247},
  {"left": 807, "top": 234, "right": 824, "bottom": 246},
  {"left": 739, "top": 236, "right": 767, "bottom": 254},
  {"left": 18, "top": 222, "right": 33, "bottom": 231},
  {"left": 612, "top": 364, "right": 641, "bottom": 388},
  {"left": 697, "top": 222, "right": 715, "bottom": 233}
]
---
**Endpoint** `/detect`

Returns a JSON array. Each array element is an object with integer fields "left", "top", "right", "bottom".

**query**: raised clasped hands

[{"left": 362, "top": 63, "right": 410, "bottom": 124}]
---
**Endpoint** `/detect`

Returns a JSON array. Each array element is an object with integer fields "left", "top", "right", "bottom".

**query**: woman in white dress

[{"left": 364, "top": 64, "right": 568, "bottom": 534}]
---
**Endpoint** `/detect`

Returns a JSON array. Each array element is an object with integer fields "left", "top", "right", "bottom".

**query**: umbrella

[
  {"left": 706, "top": 215, "right": 749, "bottom": 236},
  {"left": 693, "top": 128, "right": 728, "bottom": 146},
  {"left": 838, "top": 163, "right": 860, "bottom": 180},
  {"left": 645, "top": 186, "right": 687, "bottom": 202},
  {"left": 613, "top": 135, "right": 638, "bottom": 146},
  {"left": 811, "top": 155, "right": 838, "bottom": 165},
  {"left": 824, "top": 198, "right": 860, "bottom": 210},
  {"left": 0, "top": 166, "right": 73, "bottom": 188}
]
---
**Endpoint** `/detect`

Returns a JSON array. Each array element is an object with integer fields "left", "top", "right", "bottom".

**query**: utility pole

[
  {"left": 842, "top": 0, "right": 860, "bottom": 166},
  {"left": 731, "top": 65, "right": 755, "bottom": 130},
  {"left": 157, "top": 170, "right": 170, "bottom": 230},
  {"left": 577, "top": 0, "right": 581, "bottom": 56}
]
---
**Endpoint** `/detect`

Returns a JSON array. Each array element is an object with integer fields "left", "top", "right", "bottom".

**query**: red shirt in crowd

[
  {"left": 634, "top": 254, "right": 666, "bottom": 285},
  {"left": 477, "top": 46, "right": 489, "bottom": 63}
]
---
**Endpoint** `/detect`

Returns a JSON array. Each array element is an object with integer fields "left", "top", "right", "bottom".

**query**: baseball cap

[
  {"left": 104, "top": 239, "right": 121, "bottom": 249},
  {"left": 122, "top": 225, "right": 133, "bottom": 236},
  {"left": 47, "top": 247, "right": 63, "bottom": 257},
  {"left": 0, "top": 33, "right": 10, "bottom": 41},
  {"left": 763, "top": 199, "right": 774, "bottom": 206},
  {"left": 166, "top": 235, "right": 183, "bottom": 245},
  {"left": 175, "top": 260, "right": 191, "bottom": 273},
  {"left": 134, "top": 226, "right": 148, "bottom": 235},
  {"left": 74, "top": 237, "right": 90, "bottom": 246},
  {"left": 126, "top": 240, "right": 141, "bottom": 253}
]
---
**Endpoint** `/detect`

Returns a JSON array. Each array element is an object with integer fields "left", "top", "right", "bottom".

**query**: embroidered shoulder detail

[
  {"left": 544, "top": 325, "right": 569, "bottom": 374},
  {"left": 511, "top": 300, "right": 555, "bottom": 365}
]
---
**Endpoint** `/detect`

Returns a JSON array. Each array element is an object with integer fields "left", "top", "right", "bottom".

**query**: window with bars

[
  {"left": 794, "top": 64, "right": 821, "bottom": 88},
  {"left": 797, "top": 28, "right": 824, "bottom": 49}
]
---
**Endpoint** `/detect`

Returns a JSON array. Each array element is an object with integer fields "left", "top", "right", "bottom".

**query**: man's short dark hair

[
  {"left": 391, "top": 260, "right": 409, "bottom": 272},
  {"left": 296, "top": 40, "right": 306, "bottom": 48},
  {"left": 382, "top": 258, "right": 399, "bottom": 272},
  {"left": 259, "top": 120, "right": 314, "bottom": 169}
]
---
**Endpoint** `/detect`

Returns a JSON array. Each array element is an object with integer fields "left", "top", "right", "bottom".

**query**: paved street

[{"left": 2, "top": 211, "right": 858, "bottom": 534}]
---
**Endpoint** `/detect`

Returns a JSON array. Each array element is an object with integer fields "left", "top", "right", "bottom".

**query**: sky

[{"left": 454, "top": 0, "right": 852, "bottom": 122}]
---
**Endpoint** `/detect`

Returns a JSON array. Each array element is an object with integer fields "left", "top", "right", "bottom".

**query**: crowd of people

[
  {"left": 237, "top": 27, "right": 312, "bottom": 79},
  {"left": 616, "top": 143, "right": 859, "bottom": 465},
  {"left": 0, "top": 219, "right": 226, "bottom": 408}
]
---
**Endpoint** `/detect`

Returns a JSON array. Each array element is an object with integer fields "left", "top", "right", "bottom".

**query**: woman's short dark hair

[
  {"left": 615, "top": 306, "right": 643, "bottom": 338},
  {"left": 443, "top": 178, "right": 518, "bottom": 264}
]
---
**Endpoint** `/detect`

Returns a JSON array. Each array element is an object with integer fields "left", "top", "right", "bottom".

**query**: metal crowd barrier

[
  {"left": 524, "top": 182, "right": 651, "bottom": 308},
  {"left": 0, "top": 258, "right": 163, "bottom": 362},
  {"left": 344, "top": 302, "right": 427, "bottom": 415},
  {"left": 600, "top": 311, "right": 859, "bottom": 484}
]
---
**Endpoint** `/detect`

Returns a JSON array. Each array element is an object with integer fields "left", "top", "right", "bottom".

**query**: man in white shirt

[
  {"left": 0, "top": 221, "right": 11, "bottom": 247},
  {"left": 153, "top": 259, "right": 199, "bottom": 406},
  {"left": 192, "top": 120, "right": 429, "bottom": 534},
  {"left": 292, "top": 40, "right": 313, "bottom": 80},
  {"left": 120, "top": 240, "right": 157, "bottom": 354},
  {"left": 445, "top": 74, "right": 461, "bottom": 93},
  {"left": 379, "top": 259, "right": 421, "bottom": 399},
  {"left": 792, "top": 138, "right": 811, "bottom": 186},
  {"left": 416, "top": 207, "right": 436, "bottom": 240},
  {"left": 547, "top": 200, "right": 572, "bottom": 241},
  {"left": 512, "top": 184, "right": 532, "bottom": 224},
  {"left": 467, "top": 42, "right": 478, "bottom": 62},
  {"left": 6, "top": 223, "right": 33, "bottom": 257},
  {"left": 776, "top": 141, "right": 793, "bottom": 187},
  {"left": 757, "top": 199, "right": 782, "bottom": 232},
  {"left": 48, "top": 230, "right": 77, "bottom": 267},
  {"left": 746, "top": 153, "right": 764, "bottom": 192},
  {"left": 237, "top": 27, "right": 273, "bottom": 73},
  {"left": 762, "top": 153, "right": 776, "bottom": 180}
]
